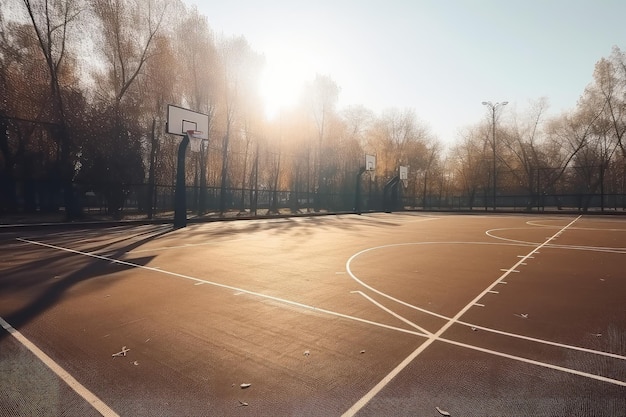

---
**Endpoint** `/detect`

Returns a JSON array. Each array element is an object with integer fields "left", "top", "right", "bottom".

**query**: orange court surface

[{"left": 1, "top": 213, "right": 625, "bottom": 416}]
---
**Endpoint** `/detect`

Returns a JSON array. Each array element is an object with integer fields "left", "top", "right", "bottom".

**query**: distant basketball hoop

[
  {"left": 400, "top": 166, "right": 408, "bottom": 188},
  {"left": 365, "top": 154, "right": 376, "bottom": 180}
]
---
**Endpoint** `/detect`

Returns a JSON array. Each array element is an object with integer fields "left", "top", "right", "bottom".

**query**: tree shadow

[
  {"left": 0, "top": 213, "right": 411, "bottom": 340},
  {"left": 187, "top": 212, "right": 407, "bottom": 241},
  {"left": 0, "top": 225, "right": 173, "bottom": 340}
]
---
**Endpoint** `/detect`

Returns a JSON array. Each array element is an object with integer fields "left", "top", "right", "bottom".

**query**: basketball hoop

[
  {"left": 399, "top": 166, "right": 408, "bottom": 189},
  {"left": 186, "top": 130, "right": 207, "bottom": 153},
  {"left": 365, "top": 154, "right": 376, "bottom": 180}
]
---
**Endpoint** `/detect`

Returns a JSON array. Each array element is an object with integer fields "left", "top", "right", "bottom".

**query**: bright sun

[{"left": 258, "top": 46, "right": 317, "bottom": 120}]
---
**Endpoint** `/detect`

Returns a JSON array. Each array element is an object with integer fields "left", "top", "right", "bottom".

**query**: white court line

[
  {"left": 347, "top": 288, "right": 625, "bottom": 388},
  {"left": 351, "top": 291, "right": 432, "bottom": 336},
  {"left": 352, "top": 290, "right": 626, "bottom": 388},
  {"left": 15, "top": 239, "right": 428, "bottom": 340},
  {"left": 345, "top": 241, "right": 626, "bottom": 361},
  {"left": 22, "top": 225, "right": 171, "bottom": 243},
  {"left": 439, "top": 336, "right": 626, "bottom": 387},
  {"left": 127, "top": 238, "right": 255, "bottom": 254},
  {"left": 345, "top": 241, "right": 539, "bottom": 322},
  {"left": 341, "top": 215, "right": 583, "bottom": 417},
  {"left": 454, "top": 320, "right": 626, "bottom": 361},
  {"left": 487, "top": 228, "right": 626, "bottom": 253},
  {"left": 0, "top": 316, "right": 119, "bottom": 417},
  {"left": 527, "top": 219, "right": 626, "bottom": 231},
  {"left": 17, "top": 220, "right": 625, "bottom": 413},
  {"left": 547, "top": 244, "right": 626, "bottom": 254}
]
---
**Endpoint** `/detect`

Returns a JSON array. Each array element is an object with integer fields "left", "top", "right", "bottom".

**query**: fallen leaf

[
  {"left": 436, "top": 406, "right": 451, "bottom": 416},
  {"left": 112, "top": 346, "right": 130, "bottom": 357}
]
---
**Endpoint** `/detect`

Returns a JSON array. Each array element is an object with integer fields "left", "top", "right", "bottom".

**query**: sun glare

[
  {"left": 259, "top": 60, "right": 302, "bottom": 120},
  {"left": 258, "top": 46, "right": 319, "bottom": 120}
]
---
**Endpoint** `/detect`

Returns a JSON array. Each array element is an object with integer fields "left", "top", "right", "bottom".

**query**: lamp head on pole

[{"left": 482, "top": 100, "right": 508, "bottom": 111}]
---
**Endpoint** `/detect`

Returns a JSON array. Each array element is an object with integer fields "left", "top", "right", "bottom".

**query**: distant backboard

[
  {"left": 365, "top": 154, "right": 376, "bottom": 171},
  {"left": 400, "top": 166, "right": 408, "bottom": 188},
  {"left": 399, "top": 166, "right": 408, "bottom": 180},
  {"left": 167, "top": 104, "right": 209, "bottom": 139}
]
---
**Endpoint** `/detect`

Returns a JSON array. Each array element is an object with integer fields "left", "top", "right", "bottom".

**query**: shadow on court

[
  {"left": 0, "top": 227, "right": 172, "bottom": 339},
  {"left": 1, "top": 214, "right": 624, "bottom": 416}
]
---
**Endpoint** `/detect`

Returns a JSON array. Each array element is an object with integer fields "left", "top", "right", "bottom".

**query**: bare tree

[
  {"left": 499, "top": 98, "right": 550, "bottom": 208},
  {"left": 140, "top": 33, "right": 177, "bottom": 217},
  {"left": 21, "top": 0, "right": 83, "bottom": 218},
  {"left": 0, "top": 13, "right": 28, "bottom": 212},
  {"left": 341, "top": 105, "right": 374, "bottom": 148},
  {"left": 173, "top": 5, "right": 221, "bottom": 214},
  {"left": 450, "top": 126, "right": 490, "bottom": 209},
  {"left": 591, "top": 47, "right": 626, "bottom": 158},
  {"left": 92, "top": 0, "right": 166, "bottom": 107},
  {"left": 543, "top": 104, "right": 605, "bottom": 209},
  {"left": 217, "top": 35, "right": 262, "bottom": 214},
  {"left": 87, "top": 0, "right": 166, "bottom": 216},
  {"left": 303, "top": 74, "right": 340, "bottom": 209}
]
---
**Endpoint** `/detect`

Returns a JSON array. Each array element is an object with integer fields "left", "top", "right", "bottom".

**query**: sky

[{"left": 185, "top": 0, "right": 626, "bottom": 145}]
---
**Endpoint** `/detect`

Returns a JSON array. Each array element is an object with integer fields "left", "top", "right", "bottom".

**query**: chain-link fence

[{"left": 2, "top": 172, "right": 625, "bottom": 224}]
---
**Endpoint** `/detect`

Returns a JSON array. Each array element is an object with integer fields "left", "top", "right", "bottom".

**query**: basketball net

[{"left": 186, "top": 130, "right": 206, "bottom": 153}]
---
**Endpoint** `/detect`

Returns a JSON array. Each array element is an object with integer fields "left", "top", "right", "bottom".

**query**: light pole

[{"left": 482, "top": 101, "right": 508, "bottom": 210}]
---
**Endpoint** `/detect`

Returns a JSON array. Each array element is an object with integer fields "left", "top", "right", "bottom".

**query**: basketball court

[{"left": 1, "top": 213, "right": 625, "bottom": 416}]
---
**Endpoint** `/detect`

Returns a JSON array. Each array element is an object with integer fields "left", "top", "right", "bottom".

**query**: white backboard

[
  {"left": 167, "top": 105, "right": 209, "bottom": 138},
  {"left": 399, "top": 166, "right": 408, "bottom": 180},
  {"left": 365, "top": 154, "right": 376, "bottom": 171}
]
